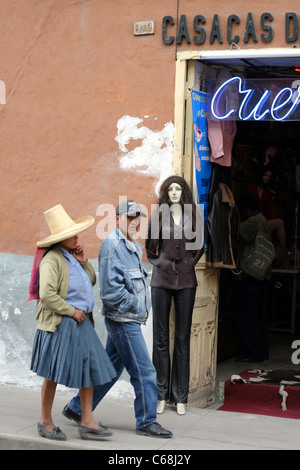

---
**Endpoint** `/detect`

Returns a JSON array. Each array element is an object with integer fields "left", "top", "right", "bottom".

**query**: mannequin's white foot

[
  {"left": 177, "top": 403, "right": 186, "bottom": 415},
  {"left": 157, "top": 400, "right": 166, "bottom": 414}
]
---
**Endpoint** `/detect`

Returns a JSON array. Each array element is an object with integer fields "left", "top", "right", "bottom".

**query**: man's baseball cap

[{"left": 116, "top": 200, "right": 147, "bottom": 217}]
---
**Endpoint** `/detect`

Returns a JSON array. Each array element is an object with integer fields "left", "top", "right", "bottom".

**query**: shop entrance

[
  {"left": 174, "top": 49, "right": 300, "bottom": 406},
  {"left": 218, "top": 115, "right": 300, "bottom": 365}
]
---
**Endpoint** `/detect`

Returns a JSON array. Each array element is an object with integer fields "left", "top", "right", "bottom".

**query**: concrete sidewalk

[{"left": 0, "top": 383, "right": 300, "bottom": 451}]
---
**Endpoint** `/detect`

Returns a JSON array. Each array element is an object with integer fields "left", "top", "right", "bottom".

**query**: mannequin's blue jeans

[{"left": 67, "top": 318, "right": 157, "bottom": 429}]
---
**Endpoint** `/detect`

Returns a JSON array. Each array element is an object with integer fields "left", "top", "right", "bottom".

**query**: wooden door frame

[{"left": 172, "top": 51, "right": 219, "bottom": 407}]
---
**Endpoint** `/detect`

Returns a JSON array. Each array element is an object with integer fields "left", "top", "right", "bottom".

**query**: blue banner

[{"left": 191, "top": 90, "right": 212, "bottom": 226}]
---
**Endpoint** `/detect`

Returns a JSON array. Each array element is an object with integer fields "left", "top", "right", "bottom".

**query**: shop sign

[
  {"left": 207, "top": 77, "right": 300, "bottom": 121},
  {"left": 162, "top": 12, "right": 298, "bottom": 45}
]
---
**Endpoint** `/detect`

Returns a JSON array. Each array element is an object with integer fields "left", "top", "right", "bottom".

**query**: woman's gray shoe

[
  {"left": 79, "top": 424, "right": 112, "bottom": 440},
  {"left": 37, "top": 422, "right": 67, "bottom": 441}
]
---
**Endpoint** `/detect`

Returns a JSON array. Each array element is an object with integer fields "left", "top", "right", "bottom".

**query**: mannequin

[
  {"left": 146, "top": 176, "right": 204, "bottom": 415},
  {"left": 169, "top": 181, "right": 183, "bottom": 224}
]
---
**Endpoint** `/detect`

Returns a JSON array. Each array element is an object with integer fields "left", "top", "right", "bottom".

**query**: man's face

[{"left": 117, "top": 213, "right": 141, "bottom": 240}]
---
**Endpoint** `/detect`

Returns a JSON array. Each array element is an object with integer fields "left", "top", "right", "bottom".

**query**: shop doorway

[
  {"left": 202, "top": 53, "right": 300, "bottom": 380},
  {"left": 174, "top": 50, "right": 300, "bottom": 405},
  {"left": 217, "top": 119, "right": 300, "bottom": 376}
]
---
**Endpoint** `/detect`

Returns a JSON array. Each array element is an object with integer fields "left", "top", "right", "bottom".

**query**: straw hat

[{"left": 37, "top": 204, "right": 95, "bottom": 248}]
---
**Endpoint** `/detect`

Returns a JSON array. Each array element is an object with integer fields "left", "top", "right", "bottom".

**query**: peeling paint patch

[
  {"left": 1, "top": 311, "right": 8, "bottom": 321},
  {"left": 115, "top": 115, "right": 174, "bottom": 194}
]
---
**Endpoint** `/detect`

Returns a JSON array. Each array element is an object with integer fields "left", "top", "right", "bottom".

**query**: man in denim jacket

[
  {"left": 100, "top": 202, "right": 151, "bottom": 325},
  {"left": 63, "top": 200, "right": 172, "bottom": 438}
]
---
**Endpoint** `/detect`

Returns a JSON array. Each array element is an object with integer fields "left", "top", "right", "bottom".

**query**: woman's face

[
  {"left": 263, "top": 171, "right": 272, "bottom": 185},
  {"left": 168, "top": 183, "right": 182, "bottom": 203},
  {"left": 59, "top": 235, "right": 79, "bottom": 251}
]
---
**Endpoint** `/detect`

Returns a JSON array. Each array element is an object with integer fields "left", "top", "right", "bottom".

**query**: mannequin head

[
  {"left": 158, "top": 176, "right": 193, "bottom": 207},
  {"left": 148, "top": 175, "right": 201, "bottom": 251},
  {"left": 256, "top": 167, "right": 272, "bottom": 187},
  {"left": 262, "top": 169, "right": 272, "bottom": 186},
  {"left": 168, "top": 182, "right": 182, "bottom": 204}
]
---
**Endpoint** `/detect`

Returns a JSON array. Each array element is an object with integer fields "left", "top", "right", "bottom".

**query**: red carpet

[{"left": 218, "top": 369, "right": 300, "bottom": 419}]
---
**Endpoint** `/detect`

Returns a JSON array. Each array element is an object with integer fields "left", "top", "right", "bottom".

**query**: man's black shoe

[
  {"left": 136, "top": 422, "right": 172, "bottom": 438},
  {"left": 62, "top": 405, "right": 81, "bottom": 424},
  {"left": 235, "top": 355, "right": 263, "bottom": 363}
]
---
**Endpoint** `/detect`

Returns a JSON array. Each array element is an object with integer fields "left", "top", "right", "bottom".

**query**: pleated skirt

[{"left": 31, "top": 316, "right": 116, "bottom": 389}]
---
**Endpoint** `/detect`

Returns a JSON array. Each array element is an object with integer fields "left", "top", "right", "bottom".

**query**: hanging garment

[
  {"left": 208, "top": 117, "right": 237, "bottom": 167},
  {"left": 208, "top": 68, "right": 237, "bottom": 167},
  {"left": 206, "top": 183, "right": 239, "bottom": 268}
]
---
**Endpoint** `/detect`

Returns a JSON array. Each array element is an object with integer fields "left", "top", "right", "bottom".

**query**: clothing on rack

[{"left": 206, "top": 183, "right": 239, "bottom": 269}]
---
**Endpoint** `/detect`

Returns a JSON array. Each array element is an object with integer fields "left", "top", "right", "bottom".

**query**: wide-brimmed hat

[{"left": 37, "top": 204, "right": 95, "bottom": 247}]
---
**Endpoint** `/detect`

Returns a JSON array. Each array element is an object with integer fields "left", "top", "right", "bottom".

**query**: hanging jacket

[{"left": 206, "top": 183, "right": 239, "bottom": 269}]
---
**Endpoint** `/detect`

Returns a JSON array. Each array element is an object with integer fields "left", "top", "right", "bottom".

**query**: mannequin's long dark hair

[
  {"left": 158, "top": 175, "right": 195, "bottom": 207},
  {"left": 147, "top": 175, "right": 198, "bottom": 253}
]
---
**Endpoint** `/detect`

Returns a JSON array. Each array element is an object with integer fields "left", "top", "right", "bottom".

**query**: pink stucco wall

[{"left": 0, "top": 0, "right": 298, "bottom": 257}]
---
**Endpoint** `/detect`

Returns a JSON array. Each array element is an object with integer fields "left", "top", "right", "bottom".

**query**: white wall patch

[{"left": 115, "top": 115, "right": 174, "bottom": 194}]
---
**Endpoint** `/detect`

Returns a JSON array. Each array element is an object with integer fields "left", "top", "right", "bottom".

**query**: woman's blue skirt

[{"left": 31, "top": 316, "right": 116, "bottom": 389}]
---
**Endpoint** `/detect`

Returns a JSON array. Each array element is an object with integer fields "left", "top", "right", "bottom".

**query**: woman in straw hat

[{"left": 30, "top": 204, "right": 116, "bottom": 441}]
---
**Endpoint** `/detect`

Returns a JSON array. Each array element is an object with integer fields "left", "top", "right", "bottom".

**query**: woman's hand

[
  {"left": 73, "top": 308, "right": 86, "bottom": 323},
  {"left": 73, "top": 243, "right": 87, "bottom": 263}
]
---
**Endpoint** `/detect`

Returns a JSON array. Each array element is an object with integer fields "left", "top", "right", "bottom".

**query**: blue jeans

[{"left": 67, "top": 318, "right": 157, "bottom": 429}]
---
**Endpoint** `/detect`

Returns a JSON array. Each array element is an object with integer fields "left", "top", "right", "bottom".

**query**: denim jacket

[{"left": 99, "top": 228, "right": 151, "bottom": 324}]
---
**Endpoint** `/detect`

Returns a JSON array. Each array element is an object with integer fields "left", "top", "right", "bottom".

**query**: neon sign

[{"left": 208, "top": 77, "right": 300, "bottom": 121}]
